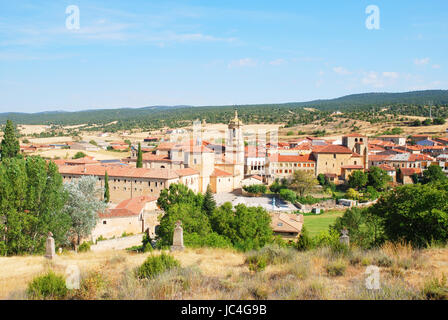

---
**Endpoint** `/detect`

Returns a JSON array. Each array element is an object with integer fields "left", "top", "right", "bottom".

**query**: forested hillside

[{"left": 1, "top": 90, "right": 447, "bottom": 130}]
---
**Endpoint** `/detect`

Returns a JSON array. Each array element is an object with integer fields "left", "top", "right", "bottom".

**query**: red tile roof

[
  {"left": 313, "top": 145, "right": 353, "bottom": 154},
  {"left": 377, "top": 164, "right": 395, "bottom": 171},
  {"left": 58, "top": 165, "right": 187, "bottom": 180},
  {"left": 400, "top": 168, "right": 422, "bottom": 176},
  {"left": 268, "top": 154, "right": 315, "bottom": 163},
  {"left": 210, "top": 168, "right": 233, "bottom": 177},
  {"left": 99, "top": 196, "right": 157, "bottom": 218},
  {"left": 341, "top": 165, "right": 364, "bottom": 169},
  {"left": 175, "top": 168, "right": 200, "bottom": 177}
]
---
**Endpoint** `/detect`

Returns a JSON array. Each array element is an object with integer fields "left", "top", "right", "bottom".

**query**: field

[
  {"left": 303, "top": 210, "right": 345, "bottom": 237},
  {"left": 2, "top": 244, "right": 448, "bottom": 300}
]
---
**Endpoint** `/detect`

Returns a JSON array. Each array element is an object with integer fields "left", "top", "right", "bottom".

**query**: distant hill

[{"left": 1, "top": 90, "right": 447, "bottom": 127}]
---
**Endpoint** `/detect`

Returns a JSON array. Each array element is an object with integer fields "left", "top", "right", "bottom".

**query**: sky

[{"left": 0, "top": 0, "right": 447, "bottom": 113}]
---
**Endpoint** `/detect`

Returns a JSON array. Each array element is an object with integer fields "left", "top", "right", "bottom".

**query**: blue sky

[{"left": 0, "top": 0, "right": 447, "bottom": 113}]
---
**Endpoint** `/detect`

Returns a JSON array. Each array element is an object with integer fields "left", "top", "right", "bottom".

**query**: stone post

[
  {"left": 170, "top": 220, "right": 185, "bottom": 251},
  {"left": 45, "top": 232, "right": 56, "bottom": 259},
  {"left": 339, "top": 228, "right": 350, "bottom": 246}
]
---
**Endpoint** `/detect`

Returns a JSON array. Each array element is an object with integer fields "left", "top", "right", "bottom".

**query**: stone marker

[
  {"left": 339, "top": 228, "right": 350, "bottom": 246},
  {"left": 170, "top": 220, "right": 185, "bottom": 251},
  {"left": 58, "top": 247, "right": 63, "bottom": 254},
  {"left": 45, "top": 232, "right": 56, "bottom": 259}
]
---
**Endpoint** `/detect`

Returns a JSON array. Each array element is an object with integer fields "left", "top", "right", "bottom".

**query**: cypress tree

[
  {"left": 202, "top": 185, "right": 216, "bottom": 216},
  {"left": 136, "top": 143, "right": 143, "bottom": 168},
  {"left": 104, "top": 171, "right": 110, "bottom": 203},
  {"left": 1, "top": 120, "right": 20, "bottom": 161}
]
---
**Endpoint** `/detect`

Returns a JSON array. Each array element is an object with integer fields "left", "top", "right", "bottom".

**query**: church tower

[{"left": 226, "top": 110, "right": 245, "bottom": 189}]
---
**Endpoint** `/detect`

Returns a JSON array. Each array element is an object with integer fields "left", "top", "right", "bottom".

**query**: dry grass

[{"left": 1, "top": 245, "right": 448, "bottom": 300}]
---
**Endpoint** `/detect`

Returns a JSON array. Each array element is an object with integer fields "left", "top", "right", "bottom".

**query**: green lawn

[{"left": 303, "top": 210, "right": 345, "bottom": 237}]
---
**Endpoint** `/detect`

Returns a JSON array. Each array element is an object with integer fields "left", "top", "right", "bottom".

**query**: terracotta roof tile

[
  {"left": 313, "top": 145, "right": 353, "bottom": 154},
  {"left": 58, "top": 164, "right": 180, "bottom": 180},
  {"left": 211, "top": 168, "right": 233, "bottom": 177},
  {"left": 99, "top": 196, "right": 157, "bottom": 218}
]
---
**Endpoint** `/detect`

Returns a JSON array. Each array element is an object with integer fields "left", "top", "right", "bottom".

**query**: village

[{"left": 14, "top": 111, "right": 448, "bottom": 248}]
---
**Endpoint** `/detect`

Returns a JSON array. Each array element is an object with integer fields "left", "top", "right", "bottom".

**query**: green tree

[
  {"left": 202, "top": 185, "right": 216, "bottom": 216},
  {"left": 422, "top": 165, "right": 447, "bottom": 184},
  {"left": 104, "top": 171, "right": 110, "bottom": 203},
  {"left": 63, "top": 176, "right": 107, "bottom": 246},
  {"left": 73, "top": 152, "right": 87, "bottom": 159},
  {"left": 345, "top": 188, "right": 360, "bottom": 200},
  {"left": 157, "top": 183, "right": 203, "bottom": 212},
  {"left": 348, "top": 170, "right": 368, "bottom": 190},
  {"left": 210, "top": 203, "right": 273, "bottom": 251},
  {"left": 136, "top": 143, "right": 143, "bottom": 168},
  {"left": 156, "top": 202, "right": 212, "bottom": 246},
  {"left": 296, "top": 225, "right": 312, "bottom": 251},
  {"left": 289, "top": 170, "right": 317, "bottom": 197},
  {"left": 367, "top": 166, "right": 391, "bottom": 191},
  {"left": 279, "top": 189, "right": 297, "bottom": 203},
  {"left": 0, "top": 157, "right": 70, "bottom": 255},
  {"left": 1, "top": 120, "right": 20, "bottom": 160},
  {"left": 369, "top": 182, "right": 448, "bottom": 247}
]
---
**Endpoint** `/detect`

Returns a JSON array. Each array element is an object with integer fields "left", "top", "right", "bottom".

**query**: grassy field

[
  {"left": 2, "top": 244, "right": 448, "bottom": 300},
  {"left": 303, "top": 210, "right": 345, "bottom": 237}
]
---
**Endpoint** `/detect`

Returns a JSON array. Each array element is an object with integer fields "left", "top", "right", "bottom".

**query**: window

[
  {"left": 103, "top": 221, "right": 107, "bottom": 225},
  {"left": 333, "top": 154, "right": 336, "bottom": 159}
]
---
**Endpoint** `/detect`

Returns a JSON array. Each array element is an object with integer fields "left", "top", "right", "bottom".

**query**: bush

[
  {"left": 27, "top": 271, "right": 68, "bottom": 300},
  {"left": 296, "top": 226, "right": 313, "bottom": 251},
  {"left": 245, "top": 245, "right": 295, "bottom": 272},
  {"left": 330, "top": 241, "right": 351, "bottom": 257},
  {"left": 245, "top": 255, "right": 267, "bottom": 272},
  {"left": 184, "top": 232, "right": 232, "bottom": 248},
  {"left": 136, "top": 252, "right": 181, "bottom": 279},
  {"left": 313, "top": 229, "right": 339, "bottom": 248},
  {"left": 423, "top": 275, "right": 448, "bottom": 300},
  {"left": 243, "top": 184, "right": 267, "bottom": 194},
  {"left": 78, "top": 241, "right": 91, "bottom": 252},
  {"left": 279, "top": 189, "right": 297, "bottom": 203},
  {"left": 325, "top": 259, "right": 347, "bottom": 277}
]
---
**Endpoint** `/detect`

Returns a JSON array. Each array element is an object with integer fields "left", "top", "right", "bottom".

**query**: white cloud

[
  {"left": 414, "top": 57, "right": 430, "bottom": 65},
  {"left": 269, "top": 58, "right": 286, "bottom": 66},
  {"left": 382, "top": 72, "right": 399, "bottom": 79},
  {"left": 332, "top": 66, "right": 351, "bottom": 75},
  {"left": 362, "top": 71, "right": 383, "bottom": 88},
  {"left": 228, "top": 58, "right": 257, "bottom": 68},
  {"left": 432, "top": 64, "right": 441, "bottom": 69}
]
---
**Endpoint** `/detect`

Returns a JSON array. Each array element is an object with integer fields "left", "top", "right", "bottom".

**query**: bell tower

[{"left": 226, "top": 110, "right": 245, "bottom": 188}]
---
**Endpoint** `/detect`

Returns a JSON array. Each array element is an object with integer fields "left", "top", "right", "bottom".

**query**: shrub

[
  {"left": 27, "top": 271, "right": 68, "bottom": 300},
  {"left": 423, "top": 275, "right": 448, "bottom": 300},
  {"left": 136, "top": 252, "right": 180, "bottom": 279},
  {"left": 243, "top": 184, "right": 267, "bottom": 194},
  {"left": 330, "top": 241, "right": 351, "bottom": 257},
  {"left": 245, "top": 245, "right": 295, "bottom": 272},
  {"left": 279, "top": 189, "right": 297, "bottom": 203},
  {"left": 325, "top": 259, "right": 347, "bottom": 277},
  {"left": 184, "top": 232, "right": 232, "bottom": 248},
  {"left": 296, "top": 226, "right": 313, "bottom": 251},
  {"left": 245, "top": 255, "right": 267, "bottom": 272},
  {"left": 72, "top": 271, "right": 107, "bottom": 300},
  {"left": 313, "top": 229, "right": 339, "bottom": 248},
  {"left": 78, "top": 241, "right": 91, "bottom": 252}
]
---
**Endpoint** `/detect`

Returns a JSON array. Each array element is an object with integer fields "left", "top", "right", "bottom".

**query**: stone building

[{"left": 58, "top": 165, "right": 199, "bottom": 203}]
